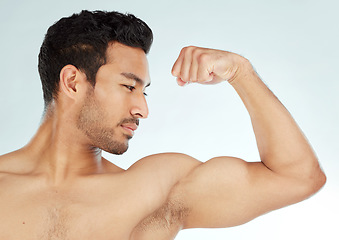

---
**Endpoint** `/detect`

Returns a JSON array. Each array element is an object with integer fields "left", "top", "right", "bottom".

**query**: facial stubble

[{"left": 76, "top": 89, "right": 130, "bottom": 155}]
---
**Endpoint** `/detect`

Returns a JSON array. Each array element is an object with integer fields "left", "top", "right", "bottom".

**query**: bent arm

[{"left": 170, "top": 47, "right": 326, "bottom": 229}]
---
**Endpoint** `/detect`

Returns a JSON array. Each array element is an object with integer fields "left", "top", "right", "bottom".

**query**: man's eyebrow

[{"left": 120, "top": 72, "right": 151, "bottom": 88}]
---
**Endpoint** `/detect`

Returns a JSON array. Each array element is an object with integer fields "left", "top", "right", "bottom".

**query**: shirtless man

[{"left": 0, "top": 10, "right": 326, "bottom": 240}]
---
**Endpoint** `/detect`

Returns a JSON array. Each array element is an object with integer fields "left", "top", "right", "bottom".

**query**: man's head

[
  {"left": 38, "top": 10, "right": 152, "bottom": 155},
  {"left": 38, "top": 10, "right": 153, "bottom": 107}
]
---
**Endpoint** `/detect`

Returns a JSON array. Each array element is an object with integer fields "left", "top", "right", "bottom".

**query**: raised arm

[{"left": 169, "top": 46, "right": 326, "bottom": 229}]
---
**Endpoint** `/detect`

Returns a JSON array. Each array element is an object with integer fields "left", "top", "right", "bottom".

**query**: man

[{"left": 0, "top": 10, "right": 325, "bottom": 239}]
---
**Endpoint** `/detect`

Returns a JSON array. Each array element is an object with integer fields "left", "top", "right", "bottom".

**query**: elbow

[
  {"left": 305, "top": 167, "right": 326, "bottom": 196},
  {"left": 313, "top": 169, "right": 326, "bottom": 192},
  {"left": 291, "top": 157, "right": 327, "bottom": 199},
  {"left": 295, "top": 154, "right": 327, "bottom": 196}
]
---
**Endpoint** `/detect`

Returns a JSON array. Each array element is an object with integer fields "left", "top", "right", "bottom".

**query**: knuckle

[
  {"left": 183, "top": 45, "right": 195, "bottom": 53},
  {"left": 191, "top": 47, "right": 201, "bottom": 56},
  {"left": 179, "top": 47, "right": 187, "bottom": 55},
  {"left": 197, "top": 52, "right": 209, "bottom": 64}
]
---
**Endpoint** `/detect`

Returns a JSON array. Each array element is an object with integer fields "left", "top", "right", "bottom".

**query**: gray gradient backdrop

[{"left": 0, "top": 0, "right": 338, "bottom": 239}]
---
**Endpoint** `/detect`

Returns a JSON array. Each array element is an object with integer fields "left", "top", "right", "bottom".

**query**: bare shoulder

[
  {"left": 128, "top": 152, "right": 202, "bottom": 188},
  {"left": 130, "top": 152, "right": 201, "bottom": 168},
  {"left": 0, "top": 150, "right": 28, "bottom": 190},
  {"left": 0, "top": 149, "right": 25, "bottom": 174}
]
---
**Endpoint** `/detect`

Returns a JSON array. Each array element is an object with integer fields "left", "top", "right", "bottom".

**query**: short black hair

[{"left": 38, "top": 10, "right": 153, "bottom": 107}]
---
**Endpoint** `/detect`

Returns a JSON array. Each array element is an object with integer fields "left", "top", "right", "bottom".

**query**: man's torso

[{"left": 0, "top": 151, "right": 199, "bottom": 240}]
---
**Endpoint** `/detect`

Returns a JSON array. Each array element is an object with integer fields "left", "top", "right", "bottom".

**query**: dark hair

[{"left": 38, "top": 10, "right": 153, "bottom": 107}]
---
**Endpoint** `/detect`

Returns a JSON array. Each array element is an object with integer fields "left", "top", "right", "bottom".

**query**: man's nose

[{"left": 130, "top": 94, "right": 149, "bottom": 119}]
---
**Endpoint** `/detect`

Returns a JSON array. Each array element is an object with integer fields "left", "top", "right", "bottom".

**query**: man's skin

[{"left": 0, "top": 42, "right": 326, "bottom": 239}]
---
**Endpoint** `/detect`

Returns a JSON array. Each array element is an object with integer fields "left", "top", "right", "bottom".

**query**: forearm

[{"left": 230, "top": 59, "right": 325, "bottom": 183}]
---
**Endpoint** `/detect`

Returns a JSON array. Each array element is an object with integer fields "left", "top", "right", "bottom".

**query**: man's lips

[{"left": 121, "top": 123, "right": 138, "bottom": 136}]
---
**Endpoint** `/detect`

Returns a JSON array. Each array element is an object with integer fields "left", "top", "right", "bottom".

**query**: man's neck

[{"left": 22, "top": 114, "right": 104, "bottom": 186}]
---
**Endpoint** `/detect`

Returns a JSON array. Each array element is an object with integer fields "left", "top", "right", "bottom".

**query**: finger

[
  {"left": 171, "top": 48, "right": 185, "bottom": 77},
  {"left": 179, "top": 47, "right": 193, "bottom": 83},
  {"left": 176, "top": 77, "right": 189, "bottom": 86},
  {"left": 189, "top": 49, "right": 199, "bottom": 82}
]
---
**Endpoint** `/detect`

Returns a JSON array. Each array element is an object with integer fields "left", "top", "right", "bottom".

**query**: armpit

[{"left": 136, "top": 197, "right": 189, "bottom": 232}]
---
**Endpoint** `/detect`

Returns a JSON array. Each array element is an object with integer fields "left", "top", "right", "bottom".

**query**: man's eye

[
  {"left": 124, "top": 85, "right": 135, "bottom": 91},
  {"left": 143, "top": 92, "right": 148, "bottom": 96}
]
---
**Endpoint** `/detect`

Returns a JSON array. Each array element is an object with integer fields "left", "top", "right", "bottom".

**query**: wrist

[{"left": 227, "top": 56, "right": 255, "bottom": 85}]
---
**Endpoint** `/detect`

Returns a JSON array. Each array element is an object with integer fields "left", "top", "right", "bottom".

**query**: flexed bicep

[{"left": 170, "top": 156, "right": 312, "bottom": 229}]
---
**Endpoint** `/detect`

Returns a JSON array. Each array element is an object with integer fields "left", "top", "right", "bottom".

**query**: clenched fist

[{"left": 171, "top": 46, "right": 249, "bottom": 86}]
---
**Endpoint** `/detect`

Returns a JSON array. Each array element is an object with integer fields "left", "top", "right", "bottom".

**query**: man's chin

[
  {"left": 93, "top": 134, "right": 131, "bottom": 155},
  {"left": 105, "top": 141, "right": 129, "bottom": 155},
  {"left": 110, "top": 147, "right": 128, "bottom": 155}
]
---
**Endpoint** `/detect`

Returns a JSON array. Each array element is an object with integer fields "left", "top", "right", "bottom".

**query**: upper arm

[
  {"left": 170, "top": 156, "right": 314, "bottom": 229},
  {"left": 127, "top": 152, "right": 202, "bottom": 209}
]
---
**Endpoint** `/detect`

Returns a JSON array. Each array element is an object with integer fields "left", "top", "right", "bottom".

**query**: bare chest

[
  {"left": 0, "top": 191, "right": 136, "bottom": 240},
  {"left": 0, "top": 178, "right": 182, "bottom": 240}
]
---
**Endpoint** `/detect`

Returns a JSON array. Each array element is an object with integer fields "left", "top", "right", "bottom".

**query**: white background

[{"left": 0, "top": 0, "right": 338, "bottom": 239}]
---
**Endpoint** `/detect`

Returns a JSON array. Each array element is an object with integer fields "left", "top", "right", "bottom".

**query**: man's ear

[{"left": 59, "top": 65, "right": 86, "bottom": 100}]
